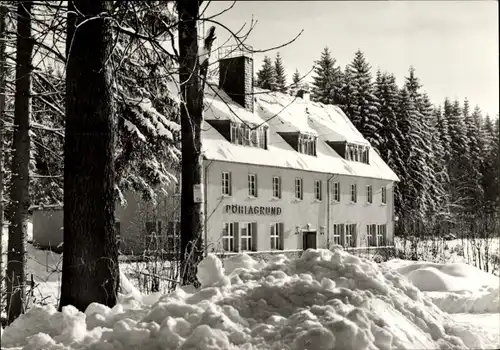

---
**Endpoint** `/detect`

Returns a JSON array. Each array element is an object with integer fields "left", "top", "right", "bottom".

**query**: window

[
  {"left": 230, "top": 122, "right": 268, "bottom": 149},
  {"left": 345, "top": 224, "right": 357, "bottom": 248},
  {"left": 377, "top": 224, "right": 387, "bottom": 246},
  {"left": 115, "top": 221, "right": 121, "bottom": 241},
  {"left": 270, "top": 223, "right": 284, "bottom": 250},
  {"left": 222, "top": 222, "right": 236, "bottom": 252},
  {"left": 345, "top": 144, "right": 369, "bottom": 164},
  {"left": 248, "top": 173, "right": 257, "bottom": 197},
  {"left": 381, "top": 186, "right": 387, "bottom": 204},
  {"left": 295, "top": 178, "right": 303, "bottom": 200},
  {"left": 222, "top": 172, "right": 232, "bottom": 196},
  {"left": 333, "top": 182, "right": 340, "bottom": 202},
  {"left": 366, "top": 224, "right": 376, "bottom": 246},
  {"left": 332, "top": 223, "right": 344, "bottom": 246},
  {"left": 240, "top": 222, "right": 256, "bottom": 251},
  {"left": 314, "top": 180, "right": 322, "bottom": 201},
  {"left": 166, "top": 221, "right": 180, "bottom": 252},
  {"left": 145, "top": 221, "right": 161, "bottom": 249},
  {"left": 298, "top": 133, "right": 317, "bottom": 156},
  {"left": 366, "top": 185, "right": 373, "bottom": 204},
  {"left": 272, "top": 176, "right": 281, "bottom": 199},
  {"left": 350, "top": 183, "right": 357, "bottom": 203}
]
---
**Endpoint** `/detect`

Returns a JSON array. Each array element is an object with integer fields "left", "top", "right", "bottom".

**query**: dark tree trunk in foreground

[
  {"left": 0, "top": 4, "right": 8, "bottom": 313},
  {"left": 178, "top": 0, "right": 205, "bottom": 285},
  {"left": 59, "top": 0, "right": 119, "bottom": 312},
  {"left": 6, "top": 0, "right": 33, "bottom": 323}
]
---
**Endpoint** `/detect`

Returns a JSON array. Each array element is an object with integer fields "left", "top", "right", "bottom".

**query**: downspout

[
  {"left": 326, "top": 173, "right": 335, "bottom": 248},
  {"left": 203, "top": 159, "right": 214, "bottom": 257}
]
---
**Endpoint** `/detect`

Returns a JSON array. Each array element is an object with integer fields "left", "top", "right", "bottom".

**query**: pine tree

[
  {"left": 311, "top": 46, "right": 342, "bottom": 104},
  {"left": 274, "top": 52, "right": 287, "bottom": 93},
  {"left": 60, "top": 0, "right": 119, "bottom": 312},
  {"left": 256, "top": 56, "right": 276, "bottom": 91},
  {"left": 343, "top": 50, "right": 382, "bottom": 148}
]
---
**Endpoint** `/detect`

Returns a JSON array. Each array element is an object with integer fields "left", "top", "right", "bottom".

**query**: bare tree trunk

[
  {"left": 59, "top": 0, "right": 119, "bottom": 312},
  {"left": 6, "top": 0, "right": 33, "bottom": 324},
  {"left": 0, "top": 3, "right": 8, "bottom": 318},
  {"left": 177, "top": 0, "right": 205, "bottom": 285}
]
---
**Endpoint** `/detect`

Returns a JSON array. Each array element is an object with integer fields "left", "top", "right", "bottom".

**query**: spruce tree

[
  {"left": 374, "top": 72, "right": 406, "bottom": 216},
  {"left": 274, "top": 52, "right": 287, "bottom": 93},
  {"left": 462, "top": 99, "right": 483, "bottom": 212},
  {"left": 404, "top": 67, "right": 439, "bottom": 217},
  {"left": 311, "top": 46, "right": 342, "bottom": 104},
  {"left": 256, "top": 56, "right": 276, "bottom": 91},
  {"left": 344, "top": 50, "right": 382, "bottom": 148},
  {"left": 445, "top": 99, "right": 470, "bottom": 215},
  {"left": 481, "top": 115, "right": 499, "bottom": 214},
  {"left": 292, "top": 69, "right": 300, "bottom": 85}
]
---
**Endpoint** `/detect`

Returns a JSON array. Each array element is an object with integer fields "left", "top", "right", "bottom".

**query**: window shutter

[
  {"left": 340, "top": 224, "right": 345, "bottom": 246},
  {"left": 251, "top": 222, "right": 258, "bottom": 251},
  {"left": 233, "top": 222, "right": 239, "bottom": 252},
  {"left": 229, "top": 173, "right": 232, "bottom": 196},
  {"left": 279, "top": 223, "right": 284, "bottom": 250}
]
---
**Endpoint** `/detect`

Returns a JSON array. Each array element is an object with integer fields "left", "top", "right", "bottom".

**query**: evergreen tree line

[{"left": 255, "top": 47, "right": 499, "bottom": 227}]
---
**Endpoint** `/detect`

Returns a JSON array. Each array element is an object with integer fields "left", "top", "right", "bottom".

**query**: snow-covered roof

[
  {"left": 201, "top": 85, "right": 399, "bottom": 182},
  {"left": 204, "top": 85, "right": 267, "bottom": 126}
]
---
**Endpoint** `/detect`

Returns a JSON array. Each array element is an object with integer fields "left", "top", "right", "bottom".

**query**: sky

[{"left": 204, "top": 1, "right": 499, "bottom": 118}]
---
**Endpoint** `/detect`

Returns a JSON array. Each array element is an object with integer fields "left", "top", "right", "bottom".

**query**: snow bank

[
  {"left": 382, "top": 259, "right": 500, "bottom": 314},
  {"left": 2, "top": 248, "right": 487, "bottom": 349}
]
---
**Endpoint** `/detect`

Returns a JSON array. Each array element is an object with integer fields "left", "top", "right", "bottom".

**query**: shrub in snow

[{"left": 1, "top": 248, "right": 490, "bottom": 349}]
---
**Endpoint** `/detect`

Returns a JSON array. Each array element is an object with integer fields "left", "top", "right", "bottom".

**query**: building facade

[{"left": 32, "top": 49, "right": 398, "bottom": 257}]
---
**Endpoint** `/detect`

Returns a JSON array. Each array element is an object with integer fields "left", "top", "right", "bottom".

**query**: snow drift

[
  {"left": 382, "top": 259, "right": 500, "bottom": 314},
  {"left": 1, "top": 247, "right": 488, "bottom": 349}
]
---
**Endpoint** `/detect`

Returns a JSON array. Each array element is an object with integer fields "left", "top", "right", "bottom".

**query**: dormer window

[
  {"left": 326, "top": 141, "right": 370, "bottom": 164},
  {"left": 230, "top": 122, "right": 268, "bottom": 149},
  {"left": 298, "top": 133, "right": 317, "bottom": 156}
]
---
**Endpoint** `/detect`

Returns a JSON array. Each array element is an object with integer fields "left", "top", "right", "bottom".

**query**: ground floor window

[
  {"left": 377, "top": 224, "right": 387, "bottom": 246},
  {"left": 345, "top": 224, "right": 357, "bottom": 248},
  {"left": 332, "top": 223, "right": 344, "bottom": 245},
  {"left": 222, "top": 222, "right": 236, "bottom": 252},
  {"left": 240, "top": 222, "right": 257, "bottom": 251},
  {"left": 270, "top": 223, "right": 284, "bottom": 250},
  {"left": 366, "top": 224, "right": 376, "bottom": 247}
]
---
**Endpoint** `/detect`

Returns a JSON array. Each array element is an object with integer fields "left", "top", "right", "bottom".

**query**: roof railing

[{"left": 217, "top": 44, "right": 254, "bottom": 61}]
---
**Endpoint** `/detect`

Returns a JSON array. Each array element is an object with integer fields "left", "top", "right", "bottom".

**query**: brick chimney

[{"left": 218, "top": 48, "right": 254, "bottom": 113}]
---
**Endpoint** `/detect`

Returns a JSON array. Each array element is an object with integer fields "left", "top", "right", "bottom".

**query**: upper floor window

[
  {"left": 248, "top": 173, "right": 257, "bottom": 197},
  {"left": 230, "top": 122, "right": 267, "bottom": 149},
  {"left": 222, "top": 172, "right": 232, "bottom": 196},
  {"left": 381, "top": 186, "right": 387, "bottom": 204},
  {"left": 298, "top": 133, "right": 317, "bottom": 156},
  {"left": 366, "top": 185, "right": 373, "bottom": 204},
  {"left": 332, "top": 182, "right": 340, "bottom": 202},
  {"left": 314, "top": 180, "right": 322, "bottom": 201},
  {"left": 350, "top": 183, "right": 357, "bottom": 203},
  {"left": 272, "top": 176, "right": 281, "bottom": 199},
  {"left": 295, "top": 178, "right": 303, "bottom": 200}
]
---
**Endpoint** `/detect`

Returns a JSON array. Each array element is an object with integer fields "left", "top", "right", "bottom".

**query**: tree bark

[
  {"left": 0, "top": 4, "right": 8, "bottom": 310},
  {"left": 59, "top": 0, "right": 119, "bottom": 312},
  {"left": 178, "top": 1, "right": 205, "bottom": 285},
  {"left": 6, "top": 0, "right": 33, "bottom": 323}
]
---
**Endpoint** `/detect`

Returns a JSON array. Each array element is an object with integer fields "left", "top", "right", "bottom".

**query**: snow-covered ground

[{"left": 1, "top": 246, "right": 499, "bottom": 349}]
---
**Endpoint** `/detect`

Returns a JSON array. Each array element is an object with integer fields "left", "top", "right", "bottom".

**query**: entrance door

[{"left": 303, "top": 230, "right": 317, "bottom": 250}]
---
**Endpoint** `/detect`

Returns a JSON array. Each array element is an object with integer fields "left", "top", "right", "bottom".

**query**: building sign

[{"left": 224, "top": 204, "right": 282, "bottom": 216}]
